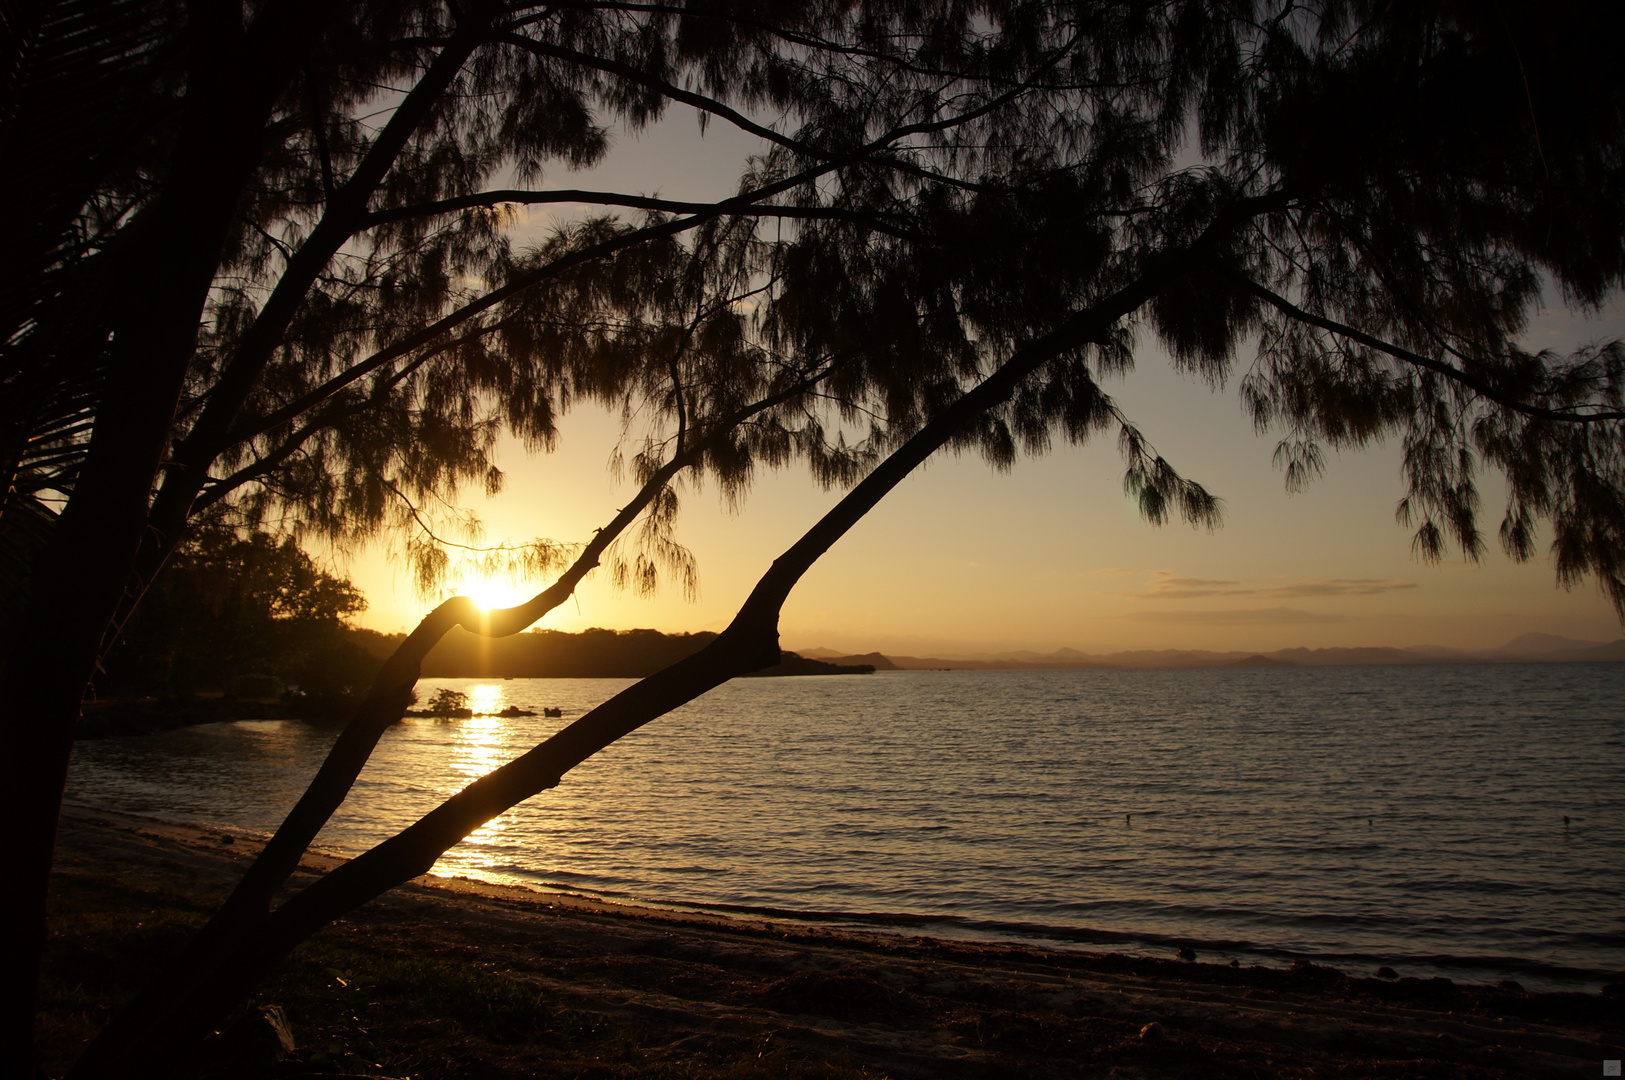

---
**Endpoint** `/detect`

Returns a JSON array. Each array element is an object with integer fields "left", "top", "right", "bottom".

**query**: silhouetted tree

[
  {"left": 98, "top": 527, "right": 371, "bottom": 698},
  {"left": 3, "top": 1, "right": 1623, "bottom": 1076},
  {"left": 3, "top": 4, "right": 1067, "bottom": 1063}
]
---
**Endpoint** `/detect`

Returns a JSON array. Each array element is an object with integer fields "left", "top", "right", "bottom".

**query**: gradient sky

[{"left": 339, "top": 110, "right": 1625, "bottom": 655}]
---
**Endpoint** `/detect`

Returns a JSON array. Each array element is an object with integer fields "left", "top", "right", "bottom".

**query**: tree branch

[
  {"left": 360, "top": 187, "right": 916, "bottom": 237},
  {"left": 189, "top": 324, "right": 496, "bottom": 515},
  {"left": 218, "top": 75, "right": 1037, "bottom": 453},
  {"left": 499, "top": 27, "right": 1070, "bottom": 190},
  {"left": 94, "top": 191, "right": 1281, "bottom": 1076},
  {"left": 498, "top": 32, "right": 820, "bottom": 159},
  {"left": 1242, "top": 277, "right": 1625, "bottom": 423}
]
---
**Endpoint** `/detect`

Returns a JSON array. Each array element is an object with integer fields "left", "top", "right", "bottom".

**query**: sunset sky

[{"left": 340, "top": 111, "right": 1625, "bottom": 655}]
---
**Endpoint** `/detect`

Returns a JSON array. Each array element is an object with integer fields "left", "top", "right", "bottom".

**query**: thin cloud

[
  {"left": 1269, "top": 579, "right": 1417, "bottom": 597},
  {"left": 1144, "top": 574, "right": 1246, "bottom": 599},
  {"left": 1133, "top": 572, "right": 1416, "bottom": 601},
  {"left": 1123, "top": 607, "right": 1349, "bottom": 625}
]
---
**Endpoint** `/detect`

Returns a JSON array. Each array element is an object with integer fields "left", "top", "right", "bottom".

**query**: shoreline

[
  {"left": 65, "top": 795, "right": 1615, "bottom": 996},
  {"left": 402, "top": 872, "right": 1618, "bottom": 996},
  {"left": 405, "top": 877, "right": 1619, "bottom": 995},
  {"left": 45, "top": 804, "right": 1623, "bottom": 1078}
]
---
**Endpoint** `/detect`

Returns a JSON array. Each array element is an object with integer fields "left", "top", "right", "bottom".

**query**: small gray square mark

[{"left": 1602, "top": 1060, "right": 1620, "bottom": 1077}]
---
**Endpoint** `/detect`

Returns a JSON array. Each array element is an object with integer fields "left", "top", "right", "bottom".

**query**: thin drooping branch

[
  {"left": 1242, "top": 277, "right": 1625, "bottom": 423},
  {"left": 377, "top": 479, "right": 540, "bottom": 558},
  {"left": 498, "top": 34, "right": 830, "bottom": 158},
  {"left": 543, "top": 1, "right": 1114, "bottom": 93},
  {"left": 502, "top": 27, "right": 1080, "bottom": 172},
  {"left": 157, "top": 16, "right": 497, "bottom": 517},
  {"left": 187, "top": 322, "right": 507, "bottom": 516},
  {"left": 360, "top": 188, "right": 917, "bottom": 238},
  {"left": 220, "top": 73, "right": 1052, "bottom": 455},
  {"left": 222, "top": 183, "right": 826, "bottom": 451}
]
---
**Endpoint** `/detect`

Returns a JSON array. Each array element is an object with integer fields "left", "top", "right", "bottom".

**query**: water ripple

[{"left": 66, "top": 663, "right": 1625, "bottom": 991}]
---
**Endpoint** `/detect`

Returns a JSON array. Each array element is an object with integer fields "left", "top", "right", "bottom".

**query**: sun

[{"left": 457, "top": 577, "right": 520, "bottom": 612}]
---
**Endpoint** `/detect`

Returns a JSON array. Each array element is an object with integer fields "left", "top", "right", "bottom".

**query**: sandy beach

[{"left": 43, "top": 804, "right": 1621, "bottom": 1078}]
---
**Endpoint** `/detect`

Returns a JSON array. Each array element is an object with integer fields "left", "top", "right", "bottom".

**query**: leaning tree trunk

[
  {"left": 70, "top": 365, "right": 841, "bottom": 1076},
  {"left": 70, "top": 185, "right": 1274, "bottom": 1078},
  {"left": 0, "top": 3, "right": 344, "bottom": 1072},
  {"left": 75, "top": 276, "right": 1159, "bottom": 1080}
]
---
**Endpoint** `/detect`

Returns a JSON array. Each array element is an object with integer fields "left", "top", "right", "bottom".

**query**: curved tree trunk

[
  {"left": 74, "top": 275, "right": 1152, "bottom": 1079},
  {"left": 69, "top": 167, "right": 1277, "bottom": 1076},
  {"left": 70, "top": 364, "right": 842, "bottom": 1076},
  {"left": 0, "top": 3, "right": 345, "bottom": 1072}
]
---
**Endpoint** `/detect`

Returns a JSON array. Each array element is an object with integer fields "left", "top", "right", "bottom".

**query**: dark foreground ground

[{"left": 43, "top": 805, "right": 1622, "bottom": 1079}]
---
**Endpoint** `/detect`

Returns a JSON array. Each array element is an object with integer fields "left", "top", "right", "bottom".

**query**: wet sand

[{"left": 49, "top": 804, "right": 1622, "bottom": 1078}]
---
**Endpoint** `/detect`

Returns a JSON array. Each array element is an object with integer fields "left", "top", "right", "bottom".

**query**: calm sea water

[{"left": 66, "top": 664, "right": 1623, "bottom": 991}]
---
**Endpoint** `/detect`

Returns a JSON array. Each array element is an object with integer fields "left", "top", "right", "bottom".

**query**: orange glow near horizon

[
  {"left": 341, "top": 405, "right": 1625, "bottom": 657},
  {"left": 330, "top": 112, "right": 1625, "bottom": 656}
]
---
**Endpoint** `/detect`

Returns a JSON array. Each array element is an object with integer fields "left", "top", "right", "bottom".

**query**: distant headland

[
  {"left": 797, "top": 631, "right": 1625, "bottom": 671},
  {"left": 353, "top": 627, "right": 875, "bottom": 680},
  {"left": 351, "top": 628, "right": 1624, "bottom": 680}
]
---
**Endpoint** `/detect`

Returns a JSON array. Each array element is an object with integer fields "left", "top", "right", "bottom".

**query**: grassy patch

[
  {"left": 38, "top": 875, "right": 211, "bottom": 1071},
  {"left": 254, "top": 942, "right": 604, "bottom": 1076}
]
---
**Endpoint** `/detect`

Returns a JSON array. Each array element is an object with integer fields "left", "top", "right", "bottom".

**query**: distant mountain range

[{"left": 798, "top": 632, "right": 1625, "bottom": 670}]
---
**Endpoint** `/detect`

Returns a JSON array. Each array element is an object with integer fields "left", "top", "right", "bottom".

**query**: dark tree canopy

[
  {"left": 2, "top": 0, "right": 1624, "bottom": 1075},
  {"left": 98, "top": 528, "right": 373, "bottom": 699},
  {"left": 4, "top": 0, "right": 1621, "bottom": 611}
]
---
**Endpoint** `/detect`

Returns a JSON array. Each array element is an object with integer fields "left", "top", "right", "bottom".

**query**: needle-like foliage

[{"left": 2, "top": 2, "right": 1623, "bottom": 1075}]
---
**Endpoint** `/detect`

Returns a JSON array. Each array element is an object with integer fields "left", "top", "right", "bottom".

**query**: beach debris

[
  {"left": 1139, "top": 1021, "right": 1165, "bottom": 1043},
  {"left": 1176, "top": 946, "right": 1196, "bottom": 962},
  {"left": 218, "top": 834, "right": 234, "bottom": 845},
  {"left": 192, "top": 1004, "right": 296, "bottom": 1077},
  {"left": 1375, "top": 966, "right": 1399, "bottom": 979}
]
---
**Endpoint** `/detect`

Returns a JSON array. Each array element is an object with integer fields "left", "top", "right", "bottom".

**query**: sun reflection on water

[
  {"left": 438, "top": 682, "right": 514, "bottom": 879},
  {"left": 466, "top": 683, "right": 504, "bottom": 717}
]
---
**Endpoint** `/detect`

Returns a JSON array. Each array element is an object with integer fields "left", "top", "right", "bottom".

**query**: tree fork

[
  {"left": 76, "top": 182, "right": 1285, "bottom": 1071},
  {"left": 78, "top": 265, "right": 1170, "bottom": 1077},
  {"left": 200, "top": 362, "right": 844, "bottom": 923},
  {"left": 71, "top": 363, "right": 845, "bottom": 1076}
]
